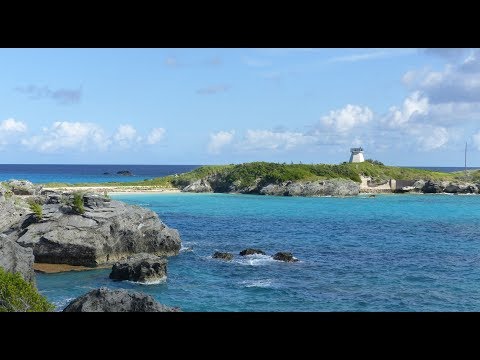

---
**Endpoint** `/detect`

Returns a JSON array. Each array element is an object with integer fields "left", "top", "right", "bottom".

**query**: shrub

[
  {"left": 0, "top": 267, "right": 55, "bottom": 312},
  {"left": 72, "top": 192, "right": 85, "bottom": 214},
  {"left": 365, "top": 159, "right": 385, "bottom": 166},
  {"left": 28, "top": 199, "right": 43, "bottom": 220}
]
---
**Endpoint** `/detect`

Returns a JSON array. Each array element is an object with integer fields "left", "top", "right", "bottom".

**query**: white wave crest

[
  {"left": 234, "top": 254, "right": 275, "bottom": 266},
  {"left": 241, "top": 279, "right": 273, "bottom": 288},
  {"left": 126, "top": 276, "right": 167, "bottom": 285}
]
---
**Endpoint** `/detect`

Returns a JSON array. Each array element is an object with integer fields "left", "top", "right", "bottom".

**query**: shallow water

[{"left": 36, "top": 192, "right": 480, "bottom": 311}]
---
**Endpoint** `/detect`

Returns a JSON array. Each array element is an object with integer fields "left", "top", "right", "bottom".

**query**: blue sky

[{"left": 0, "top": 48, "right": 479, "bottom": 166}]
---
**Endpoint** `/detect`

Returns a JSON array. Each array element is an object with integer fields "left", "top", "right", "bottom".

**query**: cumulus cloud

[
  {"left": 21, "top": 121, "right": 109, "bottom": 153},
  {"left": 113, "top": 124, "right": 141, "bottom": 147},
  {"left": 147, "top": 128, "right": 166, "bottom": 145},
  {"left": 402, "top": 50, "right": 480, "bottom": 104},
  {"left": 238, "top": 129, "right": 314, "bottom": 151},
  {"left": 15, "top": 85, "right": 82, "bottom": 105},
  {"left": 0, "top": 118, "right": 27, "bottom": 132},
  {"left": 409, "top": 125, "right": 449, "bottom": 151},
  {"left": 208, "top": 130, "right": 235, "bottom": 154},
  {"left": 196, "top": 84, "right": 230, "bottom": 95},
  {"left": 385, "top": 91, "right": 429, "bottom": 127},
  {"left": 321, "top": 104, "right": 373, "bottom": 133}
]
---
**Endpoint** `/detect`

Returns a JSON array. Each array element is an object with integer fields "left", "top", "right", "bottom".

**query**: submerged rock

[
  {"left": 239, "top": 248, "right": 266, "bottom": 256},
  {"left": 212, "top": 252, "right": 233, "bottom": 261},
  {"left": 9, "top": 192, "right": 181, "bottom": 267},
  {"left": 272, "top": 252, "right": 298, "bottom": 262},
  {"left": 63, "top": 288, "right": 181, "bottom": 312},
  {"left": 109, "top": 253, "right": 167, "bottom": 283},
  {"left": 117, "top": 170, "right": 133, "bottom": 176}
]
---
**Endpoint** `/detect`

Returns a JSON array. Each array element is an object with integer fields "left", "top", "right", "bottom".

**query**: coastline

[{"left": 43, "top": 186, "right": 181, "bottom": 195}]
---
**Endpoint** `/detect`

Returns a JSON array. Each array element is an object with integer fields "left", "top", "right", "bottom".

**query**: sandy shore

[
  {"left": 34, "top": 263, "right": 111, "bottom": 274},
  {"left": 43, "top": 186, "right": 181, "bottom": 194}
]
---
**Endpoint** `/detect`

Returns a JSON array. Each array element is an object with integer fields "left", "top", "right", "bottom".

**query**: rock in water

[
  {"left": 0, "top": 236, "right": 35, "bottom": 283},
  {"left": 63, "top": 288, "right": 181, "bottom": 312},
  {"left": 212, "top": 252, "right": 234, "bottom": 261},
  {"left": 109, "top": 253, "right": 167, "bottom": 283},
  {"left": 239, "top": 248, "right": 266, "bottom": 256},
  {"left": 272, "top": 252, "right": 298, "bottom": 262},
  {"left": 117, "top": 170, "right": 133, "bottom": 176},
  {"left": 12, "top": 193, "right": 181, "bottom": 266}
]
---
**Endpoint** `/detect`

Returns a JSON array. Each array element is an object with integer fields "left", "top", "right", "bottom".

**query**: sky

[{"left": 0, "top": 48, "right": 479, "bottom": 166}]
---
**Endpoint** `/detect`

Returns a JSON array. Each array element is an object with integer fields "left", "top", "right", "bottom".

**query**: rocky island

[{"left": 40, "top": 161, "right": 480, "bottom": 197}]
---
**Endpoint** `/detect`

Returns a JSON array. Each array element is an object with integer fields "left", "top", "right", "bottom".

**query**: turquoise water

[{"left": 36, "top": 193, "right": 480, "bottom": 311}]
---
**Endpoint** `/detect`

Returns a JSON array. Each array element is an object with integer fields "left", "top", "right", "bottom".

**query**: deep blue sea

[
  {"left": 0, "top": 164, "right": 200, "bottom": 184},
  {"left": 3, "top": 164, "right": 480, "bottom": 311}
]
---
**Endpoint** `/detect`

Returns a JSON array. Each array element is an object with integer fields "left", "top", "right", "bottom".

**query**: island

[{"left": 39, "top": 161, "right": 480, "bottom": 196}]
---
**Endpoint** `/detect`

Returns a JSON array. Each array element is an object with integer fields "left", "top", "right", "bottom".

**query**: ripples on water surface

[{"left": 37, "top": 193, "right": 480, "bottom": 311}]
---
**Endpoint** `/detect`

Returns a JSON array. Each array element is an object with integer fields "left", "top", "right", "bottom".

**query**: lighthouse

[{"left": 349, "top": 147, "right": 365, "bottom": 163}]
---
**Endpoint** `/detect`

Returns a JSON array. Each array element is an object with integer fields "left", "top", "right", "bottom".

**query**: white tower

[{"left": 349, "top": 147, "right": 365, "bottom": 163}]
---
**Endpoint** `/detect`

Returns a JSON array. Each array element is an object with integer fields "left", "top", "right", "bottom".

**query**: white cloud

[
  {"left": 147, "top": 128, "right": 166, "bottom": 145},
  {"left": 0, "top": 118, "right": 27, "bottom": 132},
  {"left": 321, "top": 104, "right": 373, "bottom": 133},
  {"left": 21, "top": 121, "right": 109, "bottom": 153},
  {"left": 208, "top": 130, "right": 235, "bottom": 154},
  {"left": 113, "top": 124, "right": 141, "bottom": 147},
  {"left": 328, "top": 49, "right": 415, "bottom": 63},
  {"left": 385, "top": 91, "right": 429, "bottom": 127},
  {"left": 239, "top": 129, "right": 314, "bottom": 151},
  {"left": 410, "top": 125, "right": 449, "bottom": 150}
]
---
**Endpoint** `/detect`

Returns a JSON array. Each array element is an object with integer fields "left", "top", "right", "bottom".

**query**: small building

[{"left": 349, "top": 147, "right": 365, "bottom": 163}]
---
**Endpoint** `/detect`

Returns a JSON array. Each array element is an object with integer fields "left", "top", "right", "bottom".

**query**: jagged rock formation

[
  {"left": 1, "top": 191, "right": 181, "bottom": 267},
  {"left": 109, "top": 253, "right": 167, "bottom": 283}
]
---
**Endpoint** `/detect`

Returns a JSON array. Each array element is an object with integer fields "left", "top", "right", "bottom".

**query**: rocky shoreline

[{"left": 0, "top": 179, "right": 182, "bottom": 311}]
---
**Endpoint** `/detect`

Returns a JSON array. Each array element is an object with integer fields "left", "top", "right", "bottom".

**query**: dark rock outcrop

[
  {"left": 212, "top": 252, "right": 233, "bottom": 261},
  {"left": 0, "top": 236, "right": 35, "bottom": 282},
  {"left": 259, "top": 179, "right": 359, "bottom": 197},
  {"left": 8, "top": 192, "right": 181, "bottom": 267},
  {"left": 422, "top": 180, "right": 444, "bottom": 193},
  {"left": 110, "top": 253, "right": 167, "bottom": 283},
  {"left": 103, "top": 172, "right": 110, "bottom": 175},
  {"left": 239, "top": 248, "right": 266, "bottom": 256},
  {"left": 117, "top": 170, "right": 133, "bottom": 176},
  {"left": 272, "top": 252, "right": 298, "bottom": 262},
  {"left": 62, "top": 288, "right": 180, "bottom": 312}
]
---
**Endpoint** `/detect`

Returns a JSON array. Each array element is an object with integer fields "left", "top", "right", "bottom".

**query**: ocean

[
  {"left": 2, "top": 164, "right": 480, "bottom": 311},
  {"left": 0, "top": 164, "right": 201, "bottom": 184}
]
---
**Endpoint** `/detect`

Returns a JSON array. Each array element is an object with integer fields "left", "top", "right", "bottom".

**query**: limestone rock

[
  {"left": 0, "top": 236, "right": 35, "bottom": 282},
  {"left": 109, "top": 253, "right": 167, "bottom": 283},
  {"left": 10, "top": 192, "right": 181, "bottom": 267},
  {"left": 62, "top": 288, "right": 180, "bottom": 312},
  {"left": 239, "top": 248, "right": 266, "bottom": 256},
  {"left": 212, "top": 252, "right": 234, "bottom": 261},
  {"left": 272, "top": 252, "right": 298, "bottom": 262}
]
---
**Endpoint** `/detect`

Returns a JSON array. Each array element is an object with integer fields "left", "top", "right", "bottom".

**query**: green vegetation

[
  {"left": 365, "top": 159, "right": 385, "bottom": 166},
  {"left": 27, "top": 199, "right": 43, "bottom": 220},
  {"left": 72, "top": 192, "right": 85, "bottom": 214},
  {"left": 0, "top": 267, "right": 55, "bottom": 312}
]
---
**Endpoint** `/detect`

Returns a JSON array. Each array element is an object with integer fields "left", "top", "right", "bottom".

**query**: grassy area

[{"left": 41, "top": 161, "right": 469, "bottom": 190}]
